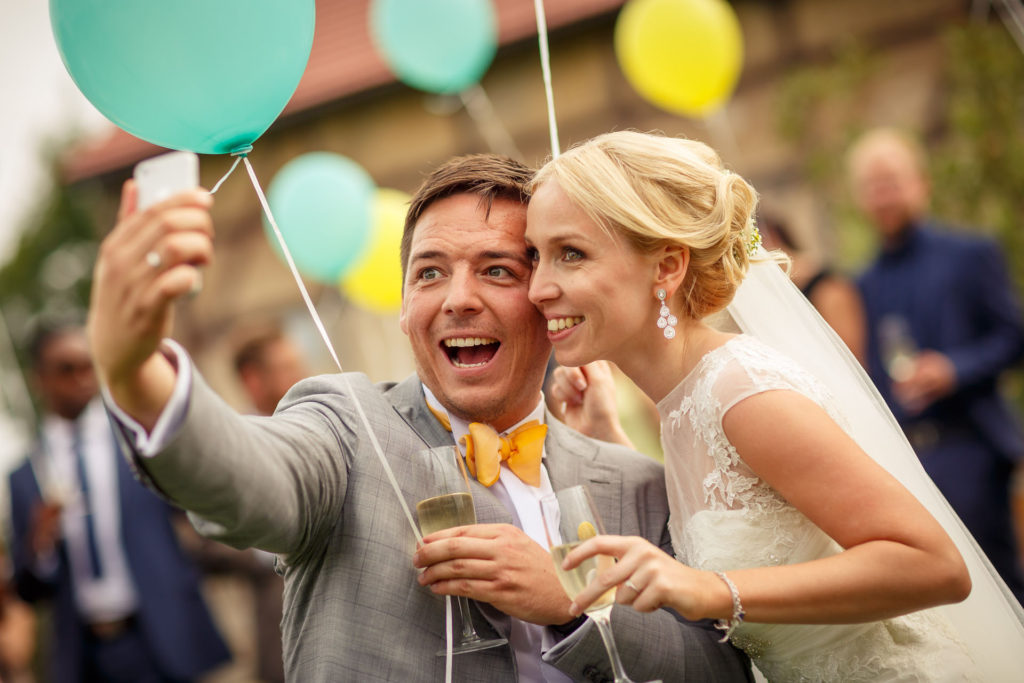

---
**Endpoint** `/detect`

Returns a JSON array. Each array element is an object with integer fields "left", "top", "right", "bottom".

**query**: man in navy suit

[
  {"left": 850, "top": 128, "right": 1024, "bottom": 600},
  {"left": 6, "top": 321, "right": 229, "bottom": 682}
]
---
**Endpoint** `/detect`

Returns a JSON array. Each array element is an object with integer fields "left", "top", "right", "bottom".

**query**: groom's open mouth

[{"left": 442, "top": 337, "right": 500, "bottom": 368}]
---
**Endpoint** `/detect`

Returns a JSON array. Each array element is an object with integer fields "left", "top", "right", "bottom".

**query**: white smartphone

[
  {"left": 133, "top": 150, "right": 204, "bottom": 293},
  {"left": 133, "top": 150, "right": 199, "bottom": 210}
]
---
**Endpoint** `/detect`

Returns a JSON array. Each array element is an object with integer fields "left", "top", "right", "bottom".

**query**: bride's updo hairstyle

[{"left": 531, "top": 131, "right": 759, "bottom": 319}]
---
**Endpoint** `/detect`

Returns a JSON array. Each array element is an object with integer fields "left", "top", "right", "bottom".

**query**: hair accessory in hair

[
  {"left": 746, "top": 219, "right": 763, "bottom": 257},
  {"left": 656, "top": 289, "right": 677, "bottom": 339},
  {"left": 723, "top": 169, "right": 760, "bottom": 257}
]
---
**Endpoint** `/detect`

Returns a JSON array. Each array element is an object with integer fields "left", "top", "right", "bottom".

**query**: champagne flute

[
  {"left": 32, "top": 447, "right": 77, "bottom": 512},
  {"left": 543, "top": 485, "right": 661, "bottom": 683},
  {"left": 878, "top": 314, "right": 917, "bottom": 382},
  {"left": 416, "top": 445, "right": 508, "bottom": 655}
]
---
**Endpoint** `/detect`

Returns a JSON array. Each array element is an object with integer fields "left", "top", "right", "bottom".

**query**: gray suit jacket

[{"left": 121, "top": 370, "right": 751, "bottom": 682}]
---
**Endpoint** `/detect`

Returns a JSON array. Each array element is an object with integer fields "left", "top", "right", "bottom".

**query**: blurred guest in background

[
  {"left": 233, "top": 326, "right": 310, "bottom": 418},
  {"left": 849, "top": 127, "right": 1024, "bottom": 599},
  {"left": 758, "top": 214, "right": 867, "bottom": 364},
  {"left": 6, "top": 321, "right": 229, "bottom": 682},
  {"left": 181, "top": 533, "right": 284, "bottom": 683}
]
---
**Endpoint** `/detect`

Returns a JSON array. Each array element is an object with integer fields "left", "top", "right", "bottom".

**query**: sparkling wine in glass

[
  {"left": 878, "top": 314, "right": 917, "bottom": 383},
  {"left": 417, "top": 446, "right": 508, "bottom": 655},
  {"left": 544, "top": 485, "right": 661, "bottom": 683}
]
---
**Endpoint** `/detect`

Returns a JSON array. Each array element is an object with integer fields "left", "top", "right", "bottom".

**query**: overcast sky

[{"left": 0, "top": 3, "right": 111, "bottom": 265}]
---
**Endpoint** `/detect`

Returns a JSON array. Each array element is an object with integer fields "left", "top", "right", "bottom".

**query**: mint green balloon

[
  {"left": 371, "top": 0, "right": 497, "bottom": 94},
  {"left": 265, "top": 153, "right": 376, "bottom": 284},
  {"left": 50, "top": 0, "right": 315, "bottom": 155}
]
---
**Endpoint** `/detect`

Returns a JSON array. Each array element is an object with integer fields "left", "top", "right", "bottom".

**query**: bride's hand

[{"left": 561, "top": 535, "right": 721, "bottom": 620}]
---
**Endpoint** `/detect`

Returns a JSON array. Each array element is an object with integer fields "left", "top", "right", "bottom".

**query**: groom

[{"left": 87, "top": 153, "right": 752, "bottom": 682}]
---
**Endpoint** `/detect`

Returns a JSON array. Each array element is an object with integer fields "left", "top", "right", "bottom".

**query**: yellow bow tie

[{"left": 427, "top": 403, "right": 547, "bottom": 487}]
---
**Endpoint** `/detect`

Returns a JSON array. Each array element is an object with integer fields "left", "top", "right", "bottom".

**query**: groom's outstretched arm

[{"left": 124, "top": 368, "right": 353, "bottom": 561}]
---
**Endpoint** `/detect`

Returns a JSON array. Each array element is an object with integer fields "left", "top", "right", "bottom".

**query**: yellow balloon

[
  {"left": 614, "top": 0, "right": 743, "bottom": 117},
  {"left": 339, "top": 188, "right": 409, "bottom": 313}
]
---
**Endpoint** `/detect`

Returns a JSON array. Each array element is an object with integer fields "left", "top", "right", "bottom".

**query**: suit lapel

[{"left": 386, "top": 376, "right": 454, "bottom": 449}]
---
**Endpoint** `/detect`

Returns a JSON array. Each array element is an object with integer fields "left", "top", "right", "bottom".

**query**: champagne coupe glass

[
  {"left": 544, "top": 485, "right": 661, "bottom": 683},
  {"left": 416, "top": 446, "right": 508, "bottom": 655}
]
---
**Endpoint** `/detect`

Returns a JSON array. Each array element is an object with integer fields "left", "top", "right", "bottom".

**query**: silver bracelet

[{"left": 713, "top": 571, "right": 745, "bottom": 643}]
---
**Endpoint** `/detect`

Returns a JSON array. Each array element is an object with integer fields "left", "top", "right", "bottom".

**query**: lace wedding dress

[{"left": 658, "top": 335, "right": 976, "bottom": 681}]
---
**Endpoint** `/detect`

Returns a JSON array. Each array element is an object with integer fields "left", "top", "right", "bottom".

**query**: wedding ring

[
  {"left": 625, "top": 580, "right": 641, "bottom": 593},
  {"left": 145, "top": 250, "right": 162, "bottom": 269}
]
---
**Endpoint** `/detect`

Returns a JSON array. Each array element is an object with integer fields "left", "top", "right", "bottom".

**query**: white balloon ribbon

[{"left": 533, "top": 0, "right": 561, "bottom": 158}]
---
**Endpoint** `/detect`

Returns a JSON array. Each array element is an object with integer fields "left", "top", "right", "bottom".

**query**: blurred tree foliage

[
  {"left": 930, "top": 23, "right": 1024, "bottom": 292},
  {"left": 0, "top": 151, "right": 102, "bottom": 362},
  {"left": 775, "top": 19, "right": 1024, "bottom": 283},
  {"left": 775, "top": 39, "right": 877, "bottom": 268}
]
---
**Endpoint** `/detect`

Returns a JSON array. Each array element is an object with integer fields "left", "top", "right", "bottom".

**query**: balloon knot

[{"left": 230, "top": 144, "right": 253, "bottom": 157}]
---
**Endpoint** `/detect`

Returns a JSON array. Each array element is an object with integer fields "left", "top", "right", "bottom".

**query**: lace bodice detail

[
  {"left": 667, "top": 336, "right": 845, "bottom": 504},
  {"left": 658, "top": 336, "right": 848, "bottom": 567},
  {"left": 656, "top": 336, "right": 975, "bottom": 682}
]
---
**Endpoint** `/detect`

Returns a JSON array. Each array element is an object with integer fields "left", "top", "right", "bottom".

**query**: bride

[{"left": 525, "top": 130, "right": 1024, "bottom": 680}]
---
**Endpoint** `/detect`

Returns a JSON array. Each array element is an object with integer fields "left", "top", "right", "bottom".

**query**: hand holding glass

[
  {"left": 416, "top": 446, "right": 508, "bottom": 655},
  {"left": 543, "top": 485, "right": 660, "bottom": 683}
]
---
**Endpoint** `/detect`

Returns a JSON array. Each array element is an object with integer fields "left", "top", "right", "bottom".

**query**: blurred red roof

[{"left": 63, "top": 0, "right": 624, "bottom": 182}]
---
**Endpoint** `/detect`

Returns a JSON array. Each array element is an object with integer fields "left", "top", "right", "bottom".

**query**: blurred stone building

[{"left": 59, "top": 0, "right": 988, "bottom": 407}]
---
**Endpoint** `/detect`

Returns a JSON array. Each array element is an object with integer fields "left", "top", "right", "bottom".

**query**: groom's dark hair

[{"left": 400, "top": 154, "right": 534, "bottom": 284}]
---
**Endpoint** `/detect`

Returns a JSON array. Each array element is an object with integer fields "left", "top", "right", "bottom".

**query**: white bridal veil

[{"left": 717, "top": 255, "right": 1024, "bottom": 676}]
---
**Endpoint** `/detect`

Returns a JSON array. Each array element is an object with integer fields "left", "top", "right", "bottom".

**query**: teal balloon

[
  {"left": 265, "top": 153, "right": 376, "bottom": 284},
  {"left": 49, "top": 0, "right": 315, "bottom": 154},
  {"left": 371, "top": 0, "right": 497, "bottom": 94}
]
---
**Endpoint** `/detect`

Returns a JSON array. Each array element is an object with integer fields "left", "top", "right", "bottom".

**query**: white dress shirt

[{"left": 40, "top": 398, "right": 138, "bottom": 623}]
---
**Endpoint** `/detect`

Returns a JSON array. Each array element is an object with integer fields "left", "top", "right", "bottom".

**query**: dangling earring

[{"left": 656, "top": 289, "right": 677, "bottom": 339}]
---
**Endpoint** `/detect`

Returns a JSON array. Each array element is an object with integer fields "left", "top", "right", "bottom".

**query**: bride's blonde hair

[{"left": 530, "top": 131, "right": 759, "bottom": 319}]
